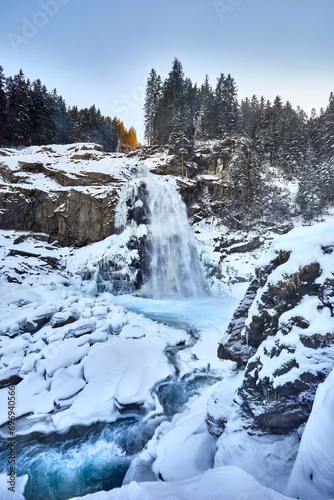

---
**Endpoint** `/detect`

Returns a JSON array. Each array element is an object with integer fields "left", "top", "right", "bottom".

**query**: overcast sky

[{"left": 1, "top": 0, "right": 334, "bottom": 142}]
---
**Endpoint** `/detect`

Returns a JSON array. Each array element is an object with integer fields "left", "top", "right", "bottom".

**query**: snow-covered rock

[
  {"left": 0, "top": 143, "right": 134, "bottom": 246},
  {"left": 212, "top": 219, "right": 334, "bottom": 435}
]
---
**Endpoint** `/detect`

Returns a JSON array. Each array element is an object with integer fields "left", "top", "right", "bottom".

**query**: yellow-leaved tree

[{"left": 112, "top": 118, "right": 138, "bottom": 151}]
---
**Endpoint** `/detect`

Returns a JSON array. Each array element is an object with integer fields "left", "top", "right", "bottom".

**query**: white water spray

[{"left": 115, "top": 165, "right": 208, "bottom": 299}]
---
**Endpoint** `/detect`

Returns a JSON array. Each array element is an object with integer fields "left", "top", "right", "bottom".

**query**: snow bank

[
  {"left": 0, "top": 230, "right": 190, "bottom": 435},
  {"left": 0, "top": 474, "right": 28, "bottom": 500},
  {"left": 70, "top": 466, "right": 295, "bottom": 500},
  {"left": 257, "top": 218, "right": 334, "bottom": 286},
  {"left": 286, "top": 368, "right": 334, "bottom": 500}
]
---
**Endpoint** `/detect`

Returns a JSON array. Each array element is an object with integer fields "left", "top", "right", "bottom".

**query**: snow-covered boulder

[
  {"left": 212, "top": 220, "right": 334, "bottom": 435},
  {"left": 0, "top": 474, "right": 28, "bottom": 500}
]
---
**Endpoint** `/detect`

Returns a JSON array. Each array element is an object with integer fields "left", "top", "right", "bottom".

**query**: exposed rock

[
  {"left": 0, "top": 375, "right": 23, "bottom": 389},
  {"left": 0, "top": 186, "right": 119, "bottom": 246},
  {"left": 51, "top": 311, "right": 78, "bottom": 329},
  {"left": 0, "top": 145, "right": 124, "bottom": 246},
  {"left": 24, "top": 315, "right": 52, "bottom": 334},
  {"left": 225, "top": 237, "right": 262, "bottom": 254},
  {"left": 217, "top": 277, "right": 260, "bottom": 368},
  {"left": 212, "top": 222, "right": 334, "bottom": 436},
  {"left": 7, "top": 275, "right": 22, "bottom": 284}
]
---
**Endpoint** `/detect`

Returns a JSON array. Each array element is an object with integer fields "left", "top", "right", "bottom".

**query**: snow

[
  {"left": 2, "top": 145, "right": 333, "bottom": 500},
  {"left": 286, "top": 368, "right": 334, "bottom": 500},
  {"left": 258, "top": 218, "right": 334, "bottom": 286},
  {"left": 0, "top": 474, "right": 28, "bottom": 500},
  {"left": 70, "top": 466, "right": 294, "bottom": 500},
  {"left": 0, "top": 230, "right": 190, "bottom": 435}
]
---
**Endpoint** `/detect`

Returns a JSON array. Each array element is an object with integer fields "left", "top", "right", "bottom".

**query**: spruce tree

[
  {"left": 6, "top": 70, "right": 31, "bottom": 146},
  {"left": 214, "top": 73, "right": 239, "bottom": 137},
  {"left": 195, "top": 75, "right": 215, "bottom": 140},
  {"left": 322, "top": 92, "right": 334, "bottom": 160},
  {"left": 297, "top": 144, "right": 323, "bottom": 219},
  {"left": 144, "top": 68, "right": 161, "bottom": 146},
  {"left": 0, "top": 66, "right": 7, "bottom": 145}
]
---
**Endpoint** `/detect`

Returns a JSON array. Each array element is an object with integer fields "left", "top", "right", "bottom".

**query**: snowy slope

[
  {"left": 70, "top": 466, "right": 295, "bottom": 500},
  {"left": 0, "top": 230, "right": 190, "bottom": 435}
]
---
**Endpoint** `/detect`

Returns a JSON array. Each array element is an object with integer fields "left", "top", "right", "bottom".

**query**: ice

[{"left": 215, "top": 425, "right": 299, "bottom": 494}]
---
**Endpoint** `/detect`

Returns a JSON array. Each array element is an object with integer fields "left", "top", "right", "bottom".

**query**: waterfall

[{"left": 114, "top": 165, "right": 208, "bottom": 299}]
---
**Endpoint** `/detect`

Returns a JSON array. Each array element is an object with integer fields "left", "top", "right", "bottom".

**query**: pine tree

[
  {"left": 155, "top": 58, "right": 186, "bottom": 144},
  {"left": 195, "top": 75, "right": 215, "bottom": 140},
  {"left": 144, "top": 68, "right": 161, "bottom": 146},
  {"left": 297, "top": 144, "right": 324, "bottom": 219},
  {"left": 214, "top": 73, "right": 239, "bottom": 137},
  {"left": 51, "top": 90, "right": 71, "bottom": 144},
  {"left": 228, "top": 142, "right": 265, "bottom": 228},
  {"left": 322, "top": 92, "right": 334, "bottom": 159},
  {"left": 29, "top": 79, "right": 53, "bottom": 145},
  {"left": 0, "top": 66, "right": 8, "bottom": 145},
  {"left": 6, "top": 70, "right": 31, "bottom": 146}
]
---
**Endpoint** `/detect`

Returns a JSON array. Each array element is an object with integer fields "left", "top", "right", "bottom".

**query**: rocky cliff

[
  {"left": 209, "top": 220, "right": 334, "bottom": 435},
  {"left": 0, "top": 143, "right": 230, "bottom": 247},
  {"left": 0, "top": 144, "right": 127, "bottom": 246}
]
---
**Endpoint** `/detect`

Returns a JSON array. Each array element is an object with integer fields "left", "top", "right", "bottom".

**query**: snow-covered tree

[
  {"left": 297, "top": 145, "right": 324, "bottom": 219},
  {"left": 144, "top": 68, "right": 161, "bottom": 146}
]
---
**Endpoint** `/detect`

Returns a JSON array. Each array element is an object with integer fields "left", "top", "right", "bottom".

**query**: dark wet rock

[
  {"left": 0, "top": 375, "right": 23, "bottom": 388},
  {"left": 205, "top": 412, "right": 228, "bottom": 439},
  {"left": 7, "top": 275, "right": 22, "bottom": 284},
  {"left": 224, "top": 236, "right": 262, "bottom": 254},
  {"left": 217, "top": 277, "right": 261, "bottom": 368},
  {"left": 115, "top": 399, "right": 144, "bottom": 414}
]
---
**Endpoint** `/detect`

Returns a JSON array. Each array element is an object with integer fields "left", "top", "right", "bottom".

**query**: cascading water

[{"left": 114, "top": 165, "right": 208, "bottom": 299}]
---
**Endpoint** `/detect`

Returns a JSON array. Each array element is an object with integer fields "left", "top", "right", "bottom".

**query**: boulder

[{"left": 211, "top": 221, "right": 334, "bottom": 435}]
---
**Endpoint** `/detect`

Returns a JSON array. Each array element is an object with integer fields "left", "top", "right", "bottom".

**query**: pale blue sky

[{"left": 1, "top": 0, "right": 333, "bottom": 141}]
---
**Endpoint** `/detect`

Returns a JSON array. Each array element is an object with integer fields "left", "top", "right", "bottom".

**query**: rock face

[
  {"left": 0, "top": 144, "right": 124, "bottom": 246},
  {"left": 211, "top": 221, "right": 334, "bottom": 435},
  {"left": 0, "top": 143, "right": 231, "bottom": 247},
  {"left": 0, "top": 187, "right": 119, "bottom": 246}
]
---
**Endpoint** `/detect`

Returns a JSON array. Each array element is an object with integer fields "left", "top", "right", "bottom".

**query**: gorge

[{"left": 0, "top": 144, "right": 333, "bottom": 500}]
